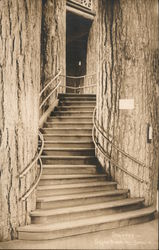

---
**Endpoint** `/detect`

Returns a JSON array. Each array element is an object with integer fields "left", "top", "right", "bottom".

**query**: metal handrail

[
  {"left": 61, "top": 84, "right": 96, "bottom": 90},
  {"left": 61, "top": 73, "right": 96, "bottom": 94},
  {"left": 39, "top": 70, "right": 61, "bottom": 97},
  {"left": 39, "top": 72, "right": 96, "bottom": 109},
  {"left": 20, "top": 158, "right": 43, "bottom": 201},
  {"left": 92, "top": 107, "right": 149, "bottom": 184},
  {"left": 93, "top": 131, "right": 147, "bottom": 184},
  {"left": 19, "top": 72, "right": 96, "bottom": 202},
  {"left": 19, "top": 131, "right": 44, "bottom": 201},
  {"left": 19, "top": 132, "right": 44, "bottom": 178},
  {"left": 39, "top": 80, "right": 62, "bottom": 110},
  {"left": 93, "top": 107, "right": 149, "bottom": 169}
]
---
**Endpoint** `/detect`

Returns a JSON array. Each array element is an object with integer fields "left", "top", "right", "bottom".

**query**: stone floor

[{"left": 0, "top": 217, "right": 158, "bottom": 250}]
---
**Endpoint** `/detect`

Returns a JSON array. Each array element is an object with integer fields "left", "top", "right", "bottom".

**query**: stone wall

[
  {"left": 0, "top": 0, "right": 42, "bottom": 240},
  {"left": 96, "top": 0, "right": 159, "bottom": 206}
]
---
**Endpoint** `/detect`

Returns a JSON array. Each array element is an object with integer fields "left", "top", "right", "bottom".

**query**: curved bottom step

[{"left": 18, "top": 206, "right": 155, "bottom": 241}]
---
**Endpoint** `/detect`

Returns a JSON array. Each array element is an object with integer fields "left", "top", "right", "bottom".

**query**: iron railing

[
  {"left": 19, "top": 131, "right": 44, "bottom": 201},
  {"left": 19, "top": 71, "right": 96, "bottom": 202},
  {"left": 39, "top": 71, "right": 96, "bottom": 110},
  {"left": 39, "top": 70, "right": 62, "bottom": 110},
  {"left": 92, "top": 107, "right": 149, "bottom": 185},
  {"left": 61, "top": 73, "right": 96, "bottom": 94}
]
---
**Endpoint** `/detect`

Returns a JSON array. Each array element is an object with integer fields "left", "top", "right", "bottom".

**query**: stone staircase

[{"left": 18, "top": 93, "right": 155, "bottom": 240}]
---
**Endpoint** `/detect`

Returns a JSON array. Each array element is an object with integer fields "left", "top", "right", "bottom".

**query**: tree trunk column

[
  {"left": 97, "top": 0, "right": 159, "bottom": 206},
  {"left": 0, "top": 0, "right": 42, "bottom": 240},
  {"left": 41, "top": 0, "right": 66, "bottom": 90}
]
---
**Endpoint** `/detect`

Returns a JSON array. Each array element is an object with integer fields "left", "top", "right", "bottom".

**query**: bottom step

[{"left": 18, "top": 206, "right": 155, "bottom": 241}]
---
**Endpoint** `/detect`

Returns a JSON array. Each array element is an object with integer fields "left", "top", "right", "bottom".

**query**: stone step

[
  {"left": 37, "top": 181, "right": 117, "bottom": 196},
  {"left": 59, "top": 101, "right": 96, "bottom": 106},
  {"left": 41, "top": 164, "right": 98, "bottom": 175},
  {"left": 43, "top": 141, "right": 94, "bottom": 148},
  {"left": 44, "top": 122, "right": 93, "bottom": 129},
  {"left": 18, "top": 206, "right": 155, "bottom": 240},
  {"left": 30, "top": 198, "right": 145, "bottom": 224},
  {"left": 47, "top": 116, "right": 92, "bottom": 122},
  {"left": 52, "top": 111, "right": 93, "bottom": 117},
  {"left": 39, "top": 173, "right": 106, "bottom": 186},
  {"left": 55, "top": 106, "right": 94, "bottom": 112},
  {"left": 41, "top": 156, "right": 97, "bottom": 165},
  {"left": 42, "top": 148, "right": 95, "bottom": 156},
  {"left": 59, "top": 96, "right": 96, "bottom": 101},
  {"left": 42, "top": 128, "right": 92, "bottom": 135},
  {"left": 36, "top": 189, "right": 129, "bottom": 209},
  {"left": 58, "top": 93, "right": 96, "bottom": 98},
  {"left": 17, "top": 92, "right": 154, "bottom": 242},
  {"left": 43, "top": 134, "right": 92, "bottom": 142}
]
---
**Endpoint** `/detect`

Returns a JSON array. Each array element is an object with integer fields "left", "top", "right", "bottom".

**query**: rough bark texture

[
  {"left": 40, "top": 0, "right": 66, "bottom": 113},
  {"left": 97, "top": 0, "right": 159, "bottom": 206},
  {"left": 0, "top": 0, "right": 42, "bottom": 240},
  {"left": 0, "top": 0, "right": 158, "bottom": 242}
]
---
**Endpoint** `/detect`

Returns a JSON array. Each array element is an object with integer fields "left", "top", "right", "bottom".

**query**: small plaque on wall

[{"left": 119, "top": 99, "right": 134, "bottom": 110}]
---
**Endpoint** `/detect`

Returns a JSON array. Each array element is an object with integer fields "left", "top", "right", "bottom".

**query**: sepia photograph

[{"left": 0, "top": 0, "right": 158, "bottom": 249}]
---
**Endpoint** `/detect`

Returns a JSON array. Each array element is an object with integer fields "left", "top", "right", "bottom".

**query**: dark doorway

[{"left": 66, "top": 11, "right": 92, "bottom": 93}]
